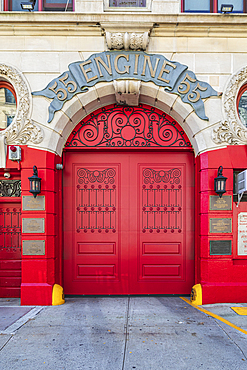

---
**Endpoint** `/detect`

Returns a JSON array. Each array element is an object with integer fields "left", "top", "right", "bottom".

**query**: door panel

[{"left": 63, "top": 151, "right": 194, "bottom": 295}]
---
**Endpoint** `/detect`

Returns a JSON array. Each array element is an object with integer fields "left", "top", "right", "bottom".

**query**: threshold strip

[{"left": 180, "top": 297, "right": 247, "bottom": 336}]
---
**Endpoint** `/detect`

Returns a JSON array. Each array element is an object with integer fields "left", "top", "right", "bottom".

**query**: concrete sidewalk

[{"left": 0, "top": 296, "right": 247, "bottom": 369}]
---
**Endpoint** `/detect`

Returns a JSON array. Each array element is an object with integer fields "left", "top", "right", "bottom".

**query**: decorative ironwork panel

[
  {"left": 0, "top": 180, "right": 21, "bottom": 197},
  {"left": 76, "top": 167, "right": 117, "bottom": 233},
  {"left": 0, "top": 206, "right": 21, "bottom": 251},
  {"left": 66, "top": 104, "right": 191, "bottom": 148},
  {"left": 142, "top": 168, "right": 182, "bottom": 233}
]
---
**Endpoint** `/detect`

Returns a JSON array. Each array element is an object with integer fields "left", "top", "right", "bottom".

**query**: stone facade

[
  {"left": 1, "top": 13, "right": 247, "bottom": 156},
  {"left": 1, "top": 6, "right": 247, "bottom": 304}
]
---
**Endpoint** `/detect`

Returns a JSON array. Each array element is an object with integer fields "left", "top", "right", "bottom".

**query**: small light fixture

[
  {"left": 21, "top": 0, "right": 36, "bottom": 11},
  {"left": 28, "top": 166, "right": 41, "bottom": 198},
  {"left": 214, "top": 166, "right": 227, "bottom": 198},
  {"left": 221, "top": 4, "right": 234, "bottom": 13}
]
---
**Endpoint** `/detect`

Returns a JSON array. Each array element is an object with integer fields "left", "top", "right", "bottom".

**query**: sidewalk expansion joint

[
  {"left": 121, "top": 296, "right": 130, "bottom": 370},
  {"left": 180, "top": 297, "right": 247, "bottom": 336},
  {"left": 215, "top": 320, "right": 247, "bottom": 361},
  {"left": 0, "top": 307, "right": 44, "bottom": 335}
]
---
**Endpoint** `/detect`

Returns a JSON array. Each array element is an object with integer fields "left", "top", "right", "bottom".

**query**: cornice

[{"left": 0, "top": 13, "right": 247, "bottom": 37}]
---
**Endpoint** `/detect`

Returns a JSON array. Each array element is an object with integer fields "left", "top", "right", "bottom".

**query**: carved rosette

[
  {"left": 0, "top": 64, "right": 43, "bottom": 145},
  {"left": 105, "top": 31, "right": 149, "bottom": 51},
  {"left": 212, "top": 66, "right": 247, "bottom": 145}
]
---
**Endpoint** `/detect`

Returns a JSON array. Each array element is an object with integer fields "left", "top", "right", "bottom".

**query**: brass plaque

[
  {"left": 209, "top": 196, "right": 232, "bottom": 211},
  {"left": 22, "top": 196, "right": 45, "bottom": 211},
  {"left": 210, "top": 240, "right": 232, "bottom": 255},
  {"left": 22, "top": 240, "right": 45, "bottom": 255},
  {"left": 22, "top": 218, "right": 45, "bottom": 233},
  {"left": 210, "top": 218, "right": 232, "bottom": 233}
]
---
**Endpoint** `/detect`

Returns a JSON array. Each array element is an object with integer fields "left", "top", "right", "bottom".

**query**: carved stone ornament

[
  {"left": 212, "top": 66, "right": 247, "bottom": 145},
  {"left": 0, "top": 64, "right": 43, "bottom": 146},
  {"left": 113, "top": 79, "right": 141, "bottom": 106},
  {"left": 105, "top": 31, "right": 149, "bottom": 51}
]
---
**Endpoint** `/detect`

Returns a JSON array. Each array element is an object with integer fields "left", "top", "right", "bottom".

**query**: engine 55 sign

[{"left": 32, "top": 51, "right": 218, "bottom": 123}]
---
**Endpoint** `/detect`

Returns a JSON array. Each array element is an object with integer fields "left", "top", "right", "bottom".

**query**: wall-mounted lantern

[
  {"left": 214, "top": 166, "right": 227, "bottom": 198},
  {"left": 28, "top": 166, "right": 41, "bottom": 198}
]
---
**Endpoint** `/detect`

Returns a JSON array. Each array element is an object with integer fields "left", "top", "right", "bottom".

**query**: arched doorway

[{"left": 63, "top": 104, "right": 195, "bottom": 295}]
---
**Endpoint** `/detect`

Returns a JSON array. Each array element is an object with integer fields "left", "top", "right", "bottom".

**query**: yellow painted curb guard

[
  {"left": 190, "top": 284, "right": 202, "bottom": 305},
  {"left": 180, "top": 297, "right": 247, "bottom": 336},
  {"left": 52, "top": 284, "right": 65, "bottom": 306},
  {"left": 231, "top": 307, "right": 247, "bottom": 316}
]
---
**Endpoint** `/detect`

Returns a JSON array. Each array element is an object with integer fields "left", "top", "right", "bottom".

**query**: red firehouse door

[{"left": 63, "top": 150, "right": 194, "bottom": 295}]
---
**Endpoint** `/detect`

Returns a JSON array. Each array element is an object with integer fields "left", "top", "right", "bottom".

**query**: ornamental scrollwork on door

[
  {"left": 142, "top": 168, "right": 181, "bottom": 184},
  {"left": 142, "top": 167, "right": 182, "bottom": 233},
  {"left": 76, "top": 167, "right": 117, "bottom": 233},
  {"left": 77, "top": 168, "right": 116, "bottom": 184},
  {"left": 66, "top": 104, "right": 191, "bottom": 148}
]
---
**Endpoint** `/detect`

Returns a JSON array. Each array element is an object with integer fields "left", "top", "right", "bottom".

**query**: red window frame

[
  {"left": 4, "top": 0, "right": 74, "bottom": 11},
  {"left": 43, "top": 0, "right": 73, "bottom": 11},
  {"left": 237, "top": 83, "right": 247, "bottom": 125},
  {"left": 181, "top": 0, "right": 247, "bottom": 13},
  {"left": 0, "top": 81, "right": 17, "bottom": 104},
  {"left": 0, "top": 81, "right": 17, "bottom": 131}
]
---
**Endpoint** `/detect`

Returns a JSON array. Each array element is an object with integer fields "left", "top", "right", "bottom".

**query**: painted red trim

[
  {"left": 236, "top": 83, "right": 247, "bottom": 120},
  {"left": 0, "top": 197, "right": 21, "bottom": 203},
  {"left": 194, "top": 156, "right": 199, "bottom": 284},
  {"left": 182, "top": 0, "right": 245, "bottom": 13},
  {"left": 213, "top": 0, "right": 217, "bottom": 13},
  {"left": 0, "top": 81, "right": 17, "bottom": 104},
  {"left": 4, "top": 0, "right": 8, "bottom": 10},
  {"left": 181, "top": 0, "right": 184, "bottom": 12},
  {"left": 58, "top": 163, "right": 63, "bottom": 286}
]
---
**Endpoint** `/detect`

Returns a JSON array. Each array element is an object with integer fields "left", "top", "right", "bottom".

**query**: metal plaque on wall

[
  {"left": 22, "top": 218, "right": 45, "bottom": 233},
  {"left": 22, "top": 240, "right": 45, "bottom": 255},
  {"left": 209, "top": 218, "right": 232, "bottom": 233},
  {"left": 210, "top": 240, "right": 232, "bottom": 255},
  {"left": 209, "top": 196, "right": 232, "bottom": 211},
  {"left": 22, "top": 196, "right": 45, "bottom": 211}
]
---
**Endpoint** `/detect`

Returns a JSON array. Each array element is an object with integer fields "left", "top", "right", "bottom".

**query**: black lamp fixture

[
  {"left": 221, "top": 4, "right": 234, "bottom": 13},
  {"left": 21, "top": 0, "right": 36, "bottom": 11},
  {"left": 214, "top": 166, "right": 227, "bottom": 198},
  {"left": 28, "top": 166, "right": 41, "bottom": 198}
]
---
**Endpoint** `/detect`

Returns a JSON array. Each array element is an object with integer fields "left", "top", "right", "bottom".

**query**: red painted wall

[
  {"left": 19, "top": 147, "right": 62, "bottom": 305},
  {"left": 197, "top": 145, "right": 247, "bottom": 304}
]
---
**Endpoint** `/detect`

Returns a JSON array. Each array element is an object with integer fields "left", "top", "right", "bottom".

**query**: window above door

[
  {"left": 104, "top": 0, "right": 152, "bottom": 11},
  {"left": 182, "top": 0, "right": 246, "bottom": 13},
  {"left": 4, "top": 0, "right": 73, "bottom": 11}
]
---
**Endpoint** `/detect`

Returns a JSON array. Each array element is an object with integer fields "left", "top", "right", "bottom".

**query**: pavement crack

[
  {"left": 214, "top": 318, "right": 247, "bottom": 360},
  {"left": 0, "top": 335, "right": 13, "bottom": 352},
  {"left": 121, "top": 296, "right": 130, "bottom": 370}
]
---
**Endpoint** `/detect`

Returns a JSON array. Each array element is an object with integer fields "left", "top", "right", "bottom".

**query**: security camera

[{"left": 4, "top": 172, "right": 11, "bottom": 178}]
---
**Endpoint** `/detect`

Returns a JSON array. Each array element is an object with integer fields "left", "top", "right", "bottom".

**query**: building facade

[{"left": 1, "top": 1, "right": 247, "bottom": 305}]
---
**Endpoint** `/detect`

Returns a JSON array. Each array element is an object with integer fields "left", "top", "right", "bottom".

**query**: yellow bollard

[
  {"left": 52, "top": 284, "right": 65, "bottom": 306},
  {"left": 190, "top": 284, "right": 202, "bottom": 305}
]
